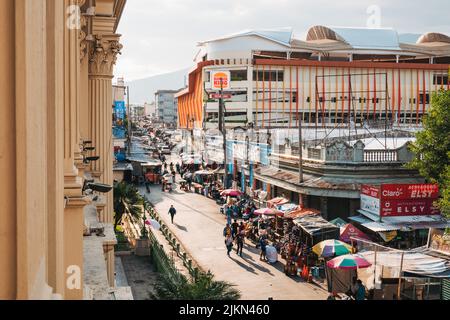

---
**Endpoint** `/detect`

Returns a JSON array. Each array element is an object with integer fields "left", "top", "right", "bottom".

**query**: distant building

[
  {"left": 144, "top": 102, "right": 156, "bottom": 117},
  {"left": 155, "top": 90, "right": 179, "bottom": 128}
]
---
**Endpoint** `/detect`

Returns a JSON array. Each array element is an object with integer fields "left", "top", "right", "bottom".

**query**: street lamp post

[
  {"left": 298, "top": 112, "right": 304, "bottom": 184},
  {"left": 127, "top": 85, "right": 132, "bottom": 156},
  {"left": 219, "top": 78, "right": 228, "bottom": 189}
]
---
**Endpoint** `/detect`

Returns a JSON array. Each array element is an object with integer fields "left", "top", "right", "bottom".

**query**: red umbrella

[{"left": 220, "top": 189, "right": 242, "bottom": 197}]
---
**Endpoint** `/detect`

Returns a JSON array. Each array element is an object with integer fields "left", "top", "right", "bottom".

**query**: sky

[{"left": 115, "top": 0, "right": 450, "bottom": 81}]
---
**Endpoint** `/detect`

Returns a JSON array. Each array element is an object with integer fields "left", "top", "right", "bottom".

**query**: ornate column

[{"left": 88, "top": 34, "right": 122, "bottom": 224}]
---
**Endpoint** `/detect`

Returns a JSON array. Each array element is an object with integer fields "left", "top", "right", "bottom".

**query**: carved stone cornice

[{"left": 88, "top": 34, "right": 122, "bottom": 77}]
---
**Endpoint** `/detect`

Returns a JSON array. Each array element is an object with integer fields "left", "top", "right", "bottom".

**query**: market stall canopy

[
  {"left": 340, "top": 223, "right": 371, "bottom": 243},
  {"left": 254, "top": 208, "right": 284, "bottom": 217},
  {"left": 141, "top": 159, "right": 163, "bottom": 167},
  {"left": 267, "top": 197, "right": 289, "bottom": 208},
  {"left": 327, "top": 254, "right": 372, "bottom": 270},
  {"left": 329, "top": 217, "right": 348, "bottom": 228},
  {"left": 194, "top": 170, "right": 215, "bottom": 176},
  {"left": 293, "top": 214, "right": 340, "bottom": 236},
  {"left": 276, "top": 203, "right": 298, "bottom": 213},
  {"left": 313, "top": 240, "right": 353, "bottom": 258},
  {"left": 284, "top": 208, "right": 319, "bottom": 220},
  {"left": 221, "top": 189, "right": 243, "bottom": 197}
]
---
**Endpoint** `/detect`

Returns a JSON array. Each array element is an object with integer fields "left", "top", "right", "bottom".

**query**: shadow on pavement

[
  {"left": 229, "top": 256, "right": 257, "bottom": 275},
  {"left": 175, "top": 223, "right": 188, "bottom": 232}
]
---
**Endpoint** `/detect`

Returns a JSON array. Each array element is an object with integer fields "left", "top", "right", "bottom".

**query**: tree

[
  {"left": 409, "top": 89, "right": 450, "bottom": 217},
  {"left": 113, "top": 181, "right": 144, "bottom": 229},
  {"left": 152, "top": 272, "right": 241, "bottom": 300}
]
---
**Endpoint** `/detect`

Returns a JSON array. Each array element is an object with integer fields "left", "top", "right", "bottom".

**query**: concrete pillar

[{"left": 88, "top": 33, "right": 122, "bottom": 224}]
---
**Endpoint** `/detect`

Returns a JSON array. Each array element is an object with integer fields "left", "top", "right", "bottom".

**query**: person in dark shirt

[
  {"left": 168, "top": 205, "right": 176, "bottom": 224},
  {"left": 231, "top": 220, "right": 239, "bottom": 239}
]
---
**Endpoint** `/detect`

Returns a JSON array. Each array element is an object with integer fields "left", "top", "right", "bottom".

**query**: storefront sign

[
  {"left": 360, "top": 194, "right": 380, "bottom": 216},
  {"left": 361, "top": 185, "right": 380, "bottom": 198},
  {"left": 211, "top": 71, "right": 231, "bottom": 90},
  {"left": 360, "top": 183, "right": 441, "bottom": 217},
  {"left": 380, "top": 184, "right": 439, "bottom": 200},
  {"left": 380, "top": 199, "right": 440, "bottom": 216}
]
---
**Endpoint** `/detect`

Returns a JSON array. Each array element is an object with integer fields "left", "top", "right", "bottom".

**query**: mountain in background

[{"left": 126, "top": 68, "right": 190, "bottom": 104}]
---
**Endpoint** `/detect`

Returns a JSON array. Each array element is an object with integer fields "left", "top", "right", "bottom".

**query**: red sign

[
  {"left": 360, "top": 183, "right": 441, "bottom": 217},
  {"left": 380, "top": 198, "right": 440, "bottom": 217},
  {"left": 361, "top": 185, "right": 380, "bottom": 198},
  {"left": 380, "top": 184, "right": 439, "bottom": 200},
  {"left": 210, "top": 93, "right": 232, "bottom": 99}
]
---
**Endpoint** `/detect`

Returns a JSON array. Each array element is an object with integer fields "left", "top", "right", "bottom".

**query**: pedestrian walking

[
  {"left": 225, "top": 234, "right": 233, "bottom": 257},
  {"left": 259, "top": 234, "right": 268, "bottom": 261},
  {"left": 226, "top": 206, "right": 233, "bottom": 225},
  {"left": 145, "top": 177, "right": 151, "bottom": 193},
  {"left": 236, "top": 230, "right": 244, "bottom": 257},
  {"left": 231, "top": 219, "right": 239, "bottom": 239},
  {"left": 168, "top": 205, "right": 177, "bottom": 224},
  {"left": 223, "top": 224, "right": 232, "bottom": 238}
]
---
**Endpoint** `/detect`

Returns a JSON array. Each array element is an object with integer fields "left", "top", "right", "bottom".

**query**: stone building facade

[{"left": 0, "top": 0, "right": 127, "bottom": 300}]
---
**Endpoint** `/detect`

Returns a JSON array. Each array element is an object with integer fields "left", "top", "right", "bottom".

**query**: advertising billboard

[
  {"left": 211, "top": 71, "right": 231, "bottom": 90},
  {"left": 360, "top": 184, "right": 440, "bottom": 217},
  {"left": 114, "top": 100, "right": 126, "bottom": 126}
]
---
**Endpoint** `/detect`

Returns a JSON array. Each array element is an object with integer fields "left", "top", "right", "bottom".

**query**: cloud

[{"left": 114, "top": 0, "right": 450, "bottom": 81}]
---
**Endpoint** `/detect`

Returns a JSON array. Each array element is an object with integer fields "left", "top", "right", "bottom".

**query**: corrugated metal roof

[
  {"left": 199, "top": 27, "right": 293, "bottom": 47},
  {"left": 329, "top": 27, "right": 402, "bottom": 50},
  {"left": 360, "top": 221, "right": 401, "bottom": 232}
]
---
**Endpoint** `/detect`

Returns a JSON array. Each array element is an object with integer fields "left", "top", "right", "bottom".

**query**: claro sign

[{"left": 361, "top": 184, "right": 440, "bottom": 217}]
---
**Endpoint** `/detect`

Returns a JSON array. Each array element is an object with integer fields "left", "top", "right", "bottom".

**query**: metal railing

[
  {"left": 364, "top": 149, "right": 398, "bottom": 162},
  {"left": 143, "top": 197, "right": 201, "bottom": 281}
]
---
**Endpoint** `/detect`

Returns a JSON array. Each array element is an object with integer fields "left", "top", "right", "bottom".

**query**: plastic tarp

[
  {"left": 358, "top": 250, "right": 450, "bottom": 277},
  {"left": 340, "top": 224, "right": 371, "bottom": 243},
  {"left": 293, "top": 214, "right": 340, "bottom": 236}
]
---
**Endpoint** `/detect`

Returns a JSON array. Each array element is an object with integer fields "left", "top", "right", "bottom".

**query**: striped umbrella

[
  {"left": 312, "top": 240, "right": 353, "bottom": 258},
  {"left": 327, "top": 254, "right": 372, "bottom": 270}
]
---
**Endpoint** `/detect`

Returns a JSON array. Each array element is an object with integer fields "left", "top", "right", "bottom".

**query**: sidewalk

[{"left": 140, "top": 185, "right": 328, "bottom": 300}]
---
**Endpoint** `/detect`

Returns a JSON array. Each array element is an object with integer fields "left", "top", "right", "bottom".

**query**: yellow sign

[{"left": 211, "top": 71, "right": 231, "bottom": 90}]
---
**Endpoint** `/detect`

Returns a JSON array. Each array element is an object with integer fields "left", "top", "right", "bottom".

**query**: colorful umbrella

[
  {"left": 327, "top": 254, "right": 372, "bottom": 270},
  {"left": 220, "top": 189, "right": 242, "bottom": 197},
  {"left": 312, "top": 240, "right": 353, "bottom": 258},
  {"left": 145, "top": 219, "right": 161, "bottom": 231},
  {"left": 254, "top": 208, "right": 283, "bottom": 216}
]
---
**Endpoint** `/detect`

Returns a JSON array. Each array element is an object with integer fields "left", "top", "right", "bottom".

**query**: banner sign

[
  {"left": 114, "top": 101, "right": 126, "bottom": 126},
  {"left": 380, "top": 184, "right": 439, "bottom": 200},
  {"left": 360, "top": 184, "right": 440, "bottom": 217}
]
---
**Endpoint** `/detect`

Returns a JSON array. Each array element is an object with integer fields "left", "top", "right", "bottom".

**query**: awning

[
  {"left": 357, "top": 210, "right": 450, "bottom": 231},
  {"left": 293, "top": 214, "right": 340, "bottom": 236},
  {"left": 358, "top": 221, "right": 402, "bottom": 232}
]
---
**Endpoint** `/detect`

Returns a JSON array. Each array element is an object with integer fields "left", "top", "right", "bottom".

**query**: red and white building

[{"left": 176, "top": 26, "right": 450, "bottom": 129}]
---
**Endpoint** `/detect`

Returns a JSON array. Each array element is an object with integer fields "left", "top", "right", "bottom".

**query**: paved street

[{"left": 140, "top": 183, "right": 328, "bottom": 300}]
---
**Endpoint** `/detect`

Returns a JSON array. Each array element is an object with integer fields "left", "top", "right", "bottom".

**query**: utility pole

[
  {"left": 298, "top": 112, "right": 304, "bottom": 184},
  {"left": 219, "top": 78, "right": 228, "bottom": 189},
  {"left": 127, "top": 85, "right": 132, "bottom": 156}
]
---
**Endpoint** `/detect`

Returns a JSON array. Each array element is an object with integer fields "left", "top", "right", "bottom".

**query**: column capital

[{"left": 88, "top": 34, "right": 122, "bottom": 78}]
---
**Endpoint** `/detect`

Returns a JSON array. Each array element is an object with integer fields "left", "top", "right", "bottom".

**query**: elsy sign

[{"left": 361, "top": 184, "right": 440, "bottom": 217}]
